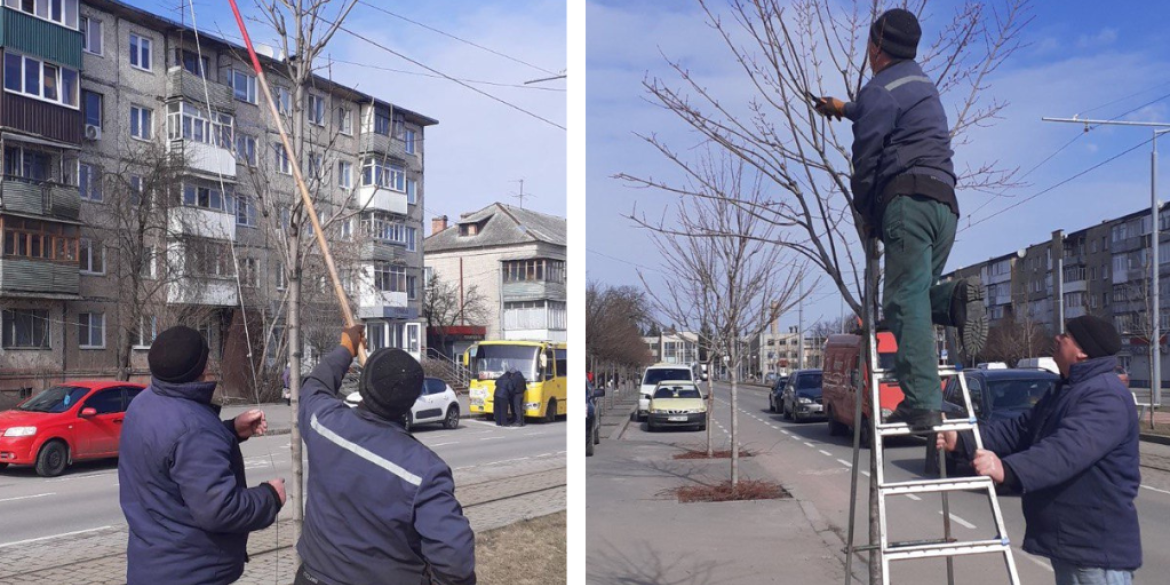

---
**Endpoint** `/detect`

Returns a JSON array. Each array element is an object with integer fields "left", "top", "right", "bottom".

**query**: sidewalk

[
  {"left": 586, "top": 387, "right": 844, "bottom": 585},
  {"left": 0, "top": 456, "right": 565, "bottom": 585}
]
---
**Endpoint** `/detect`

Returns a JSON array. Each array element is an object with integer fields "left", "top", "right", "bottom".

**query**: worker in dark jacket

[
  {"left": 119, "top": 326, "right": 285, "bottom": 585},
  {"left": 494, "top": 364, "right": 514, "bottom": 426},
  {"left": 938, "top": 315, "right": 1141, "bottom": 583},
  {"left": 509, "top": 366, "right": 529, "bottom": 427},
  {"left": 814, "top": 8, "right": 987, "bottom": 431},
  {"left": 295, "top": 326, "right": 476, "bottom": 585}
]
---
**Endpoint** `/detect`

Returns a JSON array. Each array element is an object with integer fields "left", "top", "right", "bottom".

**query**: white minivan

[{"left": 636, "top": 364, "right": 698, "bottom": 421}]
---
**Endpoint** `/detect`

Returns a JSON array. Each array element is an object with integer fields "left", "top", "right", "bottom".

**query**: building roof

[{"left": 425, "top": 203, "right": 566, "bottom": 253}]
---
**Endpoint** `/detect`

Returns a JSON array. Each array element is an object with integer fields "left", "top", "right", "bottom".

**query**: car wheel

[
  {"left": 594, "top": 426, "right": 601, "bottom": 445},
  {"left": 859, "top": 416, "right": 872, "bottom": 448},
  {"left": 827, "top": 407, "right": 848, "bottom": 436},
  {"left": 402, "top": 414, "right": 413, "bottom": 434},
  {"left": 35, "top": 440, "right": 69, "bottom": 478},
  {"left": 769, "top": 395, "right": 776, "bottom": 412},
  {"left": 586, "top": 425, "right": 595, "bottom": 457},
  {"left": 783, "top": 401, "right": 792, "bottom": 421},
  {"left": 647, "top": 420, "right": 656, "bottom": 432},
  {"left": 543, "top": 398, "right": 558, "bottom": 424},
  {"left": 443, "top": 405, "right": 460, "bottom": 429},
  {"left": 0, "top": 462, "right": 8, "bottom": 470}
]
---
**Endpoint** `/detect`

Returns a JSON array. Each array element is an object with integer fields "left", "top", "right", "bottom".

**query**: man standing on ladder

[{"left": 814, "top": 8, "right": 987, "bottom": 430}]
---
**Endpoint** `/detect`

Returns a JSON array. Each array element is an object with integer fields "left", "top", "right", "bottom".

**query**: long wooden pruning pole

[{"left": 227, "top": 0, "right": 366, "bottom": 366}]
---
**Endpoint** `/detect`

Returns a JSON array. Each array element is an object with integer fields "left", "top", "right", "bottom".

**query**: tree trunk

[
  {"left": 288, "top": 254, "right": 303, "bottom": 555},
  {"left": 730, "top": 352, "right": 739, "bottom": 487},
  {"left": 706, "top": 358, "right": 714, "bottom": 458}
]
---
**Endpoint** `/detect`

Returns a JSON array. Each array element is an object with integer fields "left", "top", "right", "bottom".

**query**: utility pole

[
  {"left": 797, "top": 278, "right": 805, "bottom": 370},
  {"left": 1053, "top": 230, "right": 1065, "bottom": 334},
  {"left": 1043, "top": 117, "right": 1170, "bottom": 409}
]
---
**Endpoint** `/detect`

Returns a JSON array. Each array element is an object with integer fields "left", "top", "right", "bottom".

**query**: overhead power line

[{"left": 327, "top": 58, "right": 564, "bottom": 91}]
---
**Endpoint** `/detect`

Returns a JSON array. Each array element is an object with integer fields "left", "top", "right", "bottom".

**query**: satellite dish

[{"left": 1016, "top": 248, "right": 1026, "bottom": 259}]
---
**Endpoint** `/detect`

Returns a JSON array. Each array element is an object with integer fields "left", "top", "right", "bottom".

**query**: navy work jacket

[{"left": 297, "top": 346, "right": 476, "bottom": 585}]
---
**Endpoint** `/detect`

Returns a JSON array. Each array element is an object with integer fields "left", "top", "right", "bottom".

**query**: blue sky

[
  {"left": 124, "top": 0, "right": 566, "bottom": 226},
  {"left": 587, "top": 0, "right": 1170, "bottom": 331}
]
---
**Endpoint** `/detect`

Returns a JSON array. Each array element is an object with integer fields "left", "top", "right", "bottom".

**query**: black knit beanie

[
  {"left": 359, "top": 348, "right": 424, "bottom": 421},
  {"left": 1066, "top": 315, "right": 1122, "bottom": 359},
  {"left": 148, "top": 326, "right": 209, "bottom": 383},
  {"left": 870, "top": 8, "right": 921, "bottom": 60}
]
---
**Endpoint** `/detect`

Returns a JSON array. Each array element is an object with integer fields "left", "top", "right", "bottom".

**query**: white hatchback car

[{"left": 346, "top": 377, "right": 461, "bottom": 432}]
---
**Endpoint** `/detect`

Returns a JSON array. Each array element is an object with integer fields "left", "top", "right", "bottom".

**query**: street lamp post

[{"left": 1043, "top": 117, "right": 1170, "bottom": 409}]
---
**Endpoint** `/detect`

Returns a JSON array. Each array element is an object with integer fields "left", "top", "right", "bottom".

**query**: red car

[{"left": 0, "top": 381, "right": 146, "bottom": 477}]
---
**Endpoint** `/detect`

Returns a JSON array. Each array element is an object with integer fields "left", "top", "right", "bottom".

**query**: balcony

[
  {"left": 169, "top": 206, "right": 236, "bottom": 240},
  {"left": 166, "top": 68, "right": 235, "bottom": 112},
  {"left": 502, "top": 280, "right": 566, "bottom": 303},
  {"left": 359, "top": 240, "right": 407, "bottom": 263},
  {"left": 167, "top": 277, "right": 238, "bottom": 306},
  {"left": 0, "top": 258, "right": 78, "bottom": 297},
  {"left": 356, "top": 289, "right": 415, "bottom": 320},
  {"left": 1064, "top": 279, "right": 1088, "bottom": 294},
  {"left": 359, "top": 132, "right": 410, "bottom": 159},
  {"left": 504, "top": 328, "right": 567, "bottom": 343},
  {"left": 170, "top": 140, "right": 237, "bottom": 178},
  {"left": 0, "top": 179, "right": 80, "bottom": 221},
  {"left": 356, "top": 185, "right": 408, "bottom": 215}
]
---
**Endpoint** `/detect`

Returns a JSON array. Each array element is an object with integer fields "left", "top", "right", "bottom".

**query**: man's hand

[
  {"left": 936, "top": 430, "right": 958, "bottom": 453},
  {"left": 340, "top": 324, "right": 365, "bottom": 357},
  {"left": 814, "top": 96, "right": 846, "bottom": 120},
  {"left": 266, "top": 478, "right": 287, "bottom": 505},
  {"left": 972, "top": 449, "right": 1005, "bottom": 483},
  {"left": 234, "top": 409, "right": 267, "bottom": 439}
]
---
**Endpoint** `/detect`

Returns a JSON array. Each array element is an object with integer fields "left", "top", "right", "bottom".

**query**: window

[
  {"left": 503, "top": 259, "right": 566, "bottom": 284},
  {"left": 503, "top": 300, "right": 564, "bottom": 331},
  {"left": 130, "top": 105, "right": 152, "bottom": 139},
  {"left": 406, "top": 227, "right": 417, "bottom": 252},
  {"left": 337, "top": 107, "right": 352, "bottom": 135},
  {"left": 129, "top": 33, "right": 151, "bottom": 71},
  {"left": 3, "top": 52, "right": 79, "bottom": 107},
  {"left": 307, "top": 94, "right": 324, "bottom": 125},
  {"left": 185, "top": 239, "right": 231, "bottom": 278},
  {"left": 235, "top": 133, "right": 256, "bottom": 166},
  {"left": 80, "top": 16, "right": 102, "bottom": 55},
  {"left": 82, "top": 89, "right": 102, "bottom": 128},
  {"left": 275, "top": 86, "right": 291, "bottom": 114},
  {"left": 3, "top": 217, "right": 77, "bottom": 262},
  {"left": 407, "top": 274, "right": 418, "bottom": 300},
  {"left": 3, "top": 309, "right": 49, "bottom": 349},
  {"left": 140, "top": 247, "right": 156, "bottom": 279},
  {"left": 392, "top": 112, "right": 406, "bottom": 137},
  {"left": 273, "top": 145, "right": 290, "bottom": 174},
  {"left": 238, "top": 257, "right": 259, "bottom": 287},
  {"left": 275, "top": 265, "right": 286, "bottom": 290},
  {"left": 85, "top": 388, "right": 122, "bottom": 414},
  {"left": 361, "top": 158, "right": 405, "bottom": 191},
  {"left": 406, "top": 178, "right": 417, "bottom": 204},
  {"left": 7, "top": 0, "right": 77, "bottom": 27},
  {"left": 134, "top": 315, "right": 157, "bottom": 348},
  {"left": 306, "top": 152, "right": 323, "bottom": 179},
  {"left": 128, "top": 174, "right": 142, "bottom": 206},
  {"left": 231, "top": 69, "right": 256, "bottom": 103},
  {"left": 182, "top": 183, "right": 227, "bottom": 211},
  {"left": 373, "top": 263, "right": 407, "bottom": 293},
  {"left": 166, "top": 102, "right": 232, "bottom": 147},
  {"left": 404, "top": 128, "right": 416, "bottom": 154},
  {"left": 79, "top": 237, "right": 104, "bottom": 273},
  {"left": 78, "top": 312, "right": 104, "bottom": 349},
  {"left": 361, "top": 212, "right": 414, "bottom": 246},
  {"left": 173, "top": 48, "right": 207, "bottom": 76},
  {"left": 338, "top": 161, "right": 353, "bottom": 188},
  {"left": 374, "top": 108, "right": 391, "bottom": 135},
  {"left": 78, "top": 162, "right": 101, "bottom": 201},
  {"left": 236, "top": 194, "right": 257, "bottom": 226}
]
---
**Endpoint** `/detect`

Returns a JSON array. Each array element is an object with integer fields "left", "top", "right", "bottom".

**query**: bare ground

[
  {"left": 673, "top": 448, "right": 755, "bottom": 459},
  {"left": 673, "top": 479, "right": 792, "bottom": 503},
  {"left": 476, "top": 512, "right": 566, "bottom": 585}
]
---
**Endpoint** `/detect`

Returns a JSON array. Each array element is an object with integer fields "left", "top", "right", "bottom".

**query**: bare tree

[
  {"left": 424, "top": 273, "right": 490, "bottom": 357},
  {"left": 632, "top": 152, "right": 808, "bottom": 485},
  {"left": 585, "top": 281, "right": 655, "bottom": 373}
]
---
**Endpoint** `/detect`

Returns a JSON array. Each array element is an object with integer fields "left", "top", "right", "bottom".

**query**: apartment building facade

[
  {"left": 424, "top": 203, "right": 566, "bottom": 348},
  {"left": 0, "top": 0, "right": 433, "bottom": 405}
]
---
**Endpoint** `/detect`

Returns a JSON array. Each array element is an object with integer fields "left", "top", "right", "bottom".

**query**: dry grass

[
  {"left": 673, "top": 448, "right": 755, "bottom": 460},
  {"left": 476, "top": 512, "right": 565, "bottom": 585},
  {"left": 674, "top": 479, "right": 791, "bottom": 503}
]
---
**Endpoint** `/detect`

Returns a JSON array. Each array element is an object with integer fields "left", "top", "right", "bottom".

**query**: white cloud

[{"left": 1077, "top": 28, "right": 1118, "bottom": 49}]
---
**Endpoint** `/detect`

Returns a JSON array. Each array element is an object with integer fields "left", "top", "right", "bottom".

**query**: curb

[
  {"left": 1140, "top": 433, "right": 1170, "bottom": 446},
  {"left": 606, "top": 405, "right": 635, "bottom": 441}
]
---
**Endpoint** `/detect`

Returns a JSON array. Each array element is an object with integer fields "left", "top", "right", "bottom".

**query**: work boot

[
  {"left": 952, "top": 277, "right": 987, "bottom": 358},
  {"left": 886, "top": 403, "right": 943, "bottom": 432}
]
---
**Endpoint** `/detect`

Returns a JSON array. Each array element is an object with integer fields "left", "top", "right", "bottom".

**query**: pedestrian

[
  {"left": 937, "top": 315, "right": 1141, "bottom": 584},
  {"left": 509, "top": 365, "right": 529, "bottom": 427},
  {"left": 119, "top": 326, "right": 285, "bottom": 585},
  {"left": 282, "top": 364, "right": 292, "bottom": 405},
  {"left": 494, "top": 362, "right": 514, "bottom": 426},
  {"left": 813, "top": 8, "right": 987, "bottom": 430},
  {"left": 295, "top": 325, "right": 475, "bottom": 585}
]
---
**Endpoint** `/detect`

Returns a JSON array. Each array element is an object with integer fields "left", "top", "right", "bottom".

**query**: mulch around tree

[
  {"left": 673, "top": 479, "right": 791, "bottom": 503},
  {"left": 673, "top": 448, "right": 755, "bottom": 460}
]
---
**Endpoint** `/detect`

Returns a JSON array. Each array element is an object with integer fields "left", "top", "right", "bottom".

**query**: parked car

[
  {"left": 646, "top": 381, "right": 707, "bottom": 432},
  {"left": 767, "top": 376, "right": 788, "bottom": 413},
  {"left": 779, "top": 369, "right": 824, "bottom": 422},
  {"left": 346, "top": 377, "right": 460, "bottom": 432},
  {"left": 925, "top": 368, "right": 1059, "bottom": 476},
  {"left": 0, "top": 381, "right": 146, "bottom": 477},
  {"left": 636, "top": 364, "right": 697, "bottom": 421},
  {"left": 586, "top": 381, "right": 604, "bottom": 456},
  {"left": 821, "top": 332, "right": 903, "bottom": 446},
  {"left": 1016, "top": 357, "right": 1059, "bottom": 375}
]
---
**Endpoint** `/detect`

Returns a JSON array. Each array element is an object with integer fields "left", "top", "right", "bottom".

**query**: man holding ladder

[{"left": 814, "top": 8, "right": 987, "bottom": 430}]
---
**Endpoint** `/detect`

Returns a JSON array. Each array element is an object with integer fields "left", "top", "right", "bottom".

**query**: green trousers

[{"left": 881, "top": 194, "right": 959, "bottom": 411}]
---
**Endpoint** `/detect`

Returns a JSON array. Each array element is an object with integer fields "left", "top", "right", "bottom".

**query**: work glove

[
  {"left": 340, "top": 324, "right": 366, "bottom": 357},
  {"left": 813, "top": 96, "right": 846, "bottom": 120}
]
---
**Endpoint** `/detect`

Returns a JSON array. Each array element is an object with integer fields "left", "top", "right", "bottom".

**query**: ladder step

[
  {"left": 877, "top": 418, "right": 977, "bottom": 436},
  {"left": 872, "top": 366, "right": 962, "bottom": 378},
  {"left": 879, "top": 476, "right": 995, "bottom": 496},
  {"left": 885, "top": 538, "right": 1012, "bottom": 561}
]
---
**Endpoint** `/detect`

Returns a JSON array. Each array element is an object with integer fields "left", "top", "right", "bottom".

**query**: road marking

[
  {"left": 478, "top": 436, "right": 504, "bottom": 441},
  {"left": 45, "top": 472, "right": 116, "bottom": 483},
  {"left": 861, "top": 470, "right": 870, "bottom": 477},
  {"left": 1018, "top": 550, "right": 1054, "bottom": 572},
  {"left": 804, "top": 442, "right": 815, "bottom": 448},
  {"left": 905, "top": 494, "right": 922, "bottom": 501},
  {"left": 837, "top": 459, "right": 852, "bottom": 467},
  {"left": 430, "top": 442, "right": 459, "bottom": 447},
  {"left": 939, "top": 511, "right": 976, "bottom": 529},
  {"left": 0, "top": 525, "right": 114, "bottom": 549},
  {"left": 0, "top": 493, "right": 55, "bottom": 503},
  {"left": 819, "top": 450, "right": 833, "bottom": 457},
  {"left": 1141, "top": 484, "right": 1170, "bottom": 496},
  {"left": 780, "top": 430, "right": 791, "bottom": 436}
]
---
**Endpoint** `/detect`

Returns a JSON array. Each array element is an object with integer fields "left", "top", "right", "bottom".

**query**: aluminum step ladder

[{"left": 842, "top": 242, "right": 1021, "bottom": 585}]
